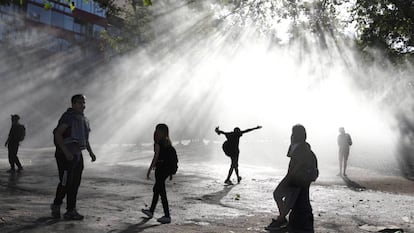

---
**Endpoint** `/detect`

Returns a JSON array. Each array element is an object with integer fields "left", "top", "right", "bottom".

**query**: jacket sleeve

[{"left": 348, "top": 134, "right": 352, "bottom": 146}]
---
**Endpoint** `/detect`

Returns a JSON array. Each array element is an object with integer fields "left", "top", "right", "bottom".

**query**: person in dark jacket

[
  {"left": 50, "top": 94, "right": 97, "bottom": 220},
  {"left": 266, "top": 124, "right": 318, "bottom": 232},
  {"left": 215, "top": 125, "right": 262, "bottom": 185},
  {"left": 142, "top": 123, "right": 176, "bottom": 224},
  {"left": 4, "top": 114, "right": 25, "bottom": 173}
]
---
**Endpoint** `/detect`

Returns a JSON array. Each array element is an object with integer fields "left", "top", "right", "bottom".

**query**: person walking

[
  {"left": 142, "top": 123, "right": 178, "bottom": 224},
  {"left": 4, "top": 114, "right": 25, "bottom": 173},
  {"left": 50, "top": 94, "right": 97, "bottom": 220}
]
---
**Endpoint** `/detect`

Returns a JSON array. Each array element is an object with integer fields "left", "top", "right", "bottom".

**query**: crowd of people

[{"left": 4, "top": 94, "right": 354, "bottom": 232}]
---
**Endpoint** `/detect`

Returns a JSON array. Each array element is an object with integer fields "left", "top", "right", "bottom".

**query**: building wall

[{"left": 0, "top": 0, "right": 107, "bottom": 53}]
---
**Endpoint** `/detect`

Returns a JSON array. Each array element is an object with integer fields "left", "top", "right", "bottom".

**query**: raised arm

[
  {"left": 215, "top": 126, "right": 231, "bottom": 135},
  {"left": 241, "top": 125, "right": 262, "bottom": 134}
]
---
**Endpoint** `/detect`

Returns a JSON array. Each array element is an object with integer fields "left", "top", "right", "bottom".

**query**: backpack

[
  {"left": 17, "top": 124, "right": 26, "bottom": 142},
  {"left": 291, "top": 149, "right": 319, "bottom": 185},
  {"left": 222, "top": 141, "right": 231, "bottom": 157},
  {"left": 165, "top": 146, "right": 178, "bottom": 175},
  {"left": 306, "top": 150, "right": 319, "bottom": 182}
]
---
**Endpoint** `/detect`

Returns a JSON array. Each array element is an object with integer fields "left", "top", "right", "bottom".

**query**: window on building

[
  {"left": 27, "top": 4, "right": 51, "bottom": 24},
  {"left": 63, "top": 15, "right": 74, "bottom": 31},
  {"left": 51, "top": 11, "right": 64, "bottom": 28}
]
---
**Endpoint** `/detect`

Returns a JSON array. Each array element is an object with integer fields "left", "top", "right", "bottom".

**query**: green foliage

[
  {"left": 352, "top": 0, "right": 414, "bottom": 60},
  {"left": 69, "top": 1, "right": 75, "bottom": 11},
  {"left": 216, "top": 0, "right": 345, "bottom": 47},
  {"left": 43, "top": 1, "right": 52, "bottom": 10},
  {"left": 98, "top": 0, "right": 156, "bottom": 55},
  {"left": 1, "top": 0, "right": 412, "bottom": 61},
  {"left": 143, "top": 0, "right": 152, "bottom": 7}
]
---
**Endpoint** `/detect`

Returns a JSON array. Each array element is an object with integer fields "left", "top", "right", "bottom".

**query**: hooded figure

[
  {"left": 287, "top": 125, "right": 318, "bottom": 187},
  {"left": 266, "top": 124, "right": 318, "bottom": 232}
]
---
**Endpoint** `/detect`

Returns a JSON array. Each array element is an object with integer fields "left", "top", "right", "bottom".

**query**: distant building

[{"left": 0, "top": 0, "right": 107, "bottom": 54}]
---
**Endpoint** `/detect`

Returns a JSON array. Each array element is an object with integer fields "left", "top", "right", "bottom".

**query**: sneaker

[
  {"left": 224, "top": 179, "right": 233, "bottom": 185},
  {"left": 6, "top": 169, "right": 15, "bottom": 173},
  {"left": 63, "top": 209, "right": 84, "bottom": 220},
  {"left": 237, "top": 176, "right": 242, "bottom": 184},
  {"left": 157, "top": 216, "right": 171, "bottom": 224},
  {"left": 50, "top": 204, "right": 61, "bottom": 219},
  {"left": 265, "top": 217, "right": 288, "bottom": 231},
  {"left": 141, "top": 209, "right": 153, "bottom": 219},
  {"left": 16, "top": 167, "right": 23, "bottom": 173}
]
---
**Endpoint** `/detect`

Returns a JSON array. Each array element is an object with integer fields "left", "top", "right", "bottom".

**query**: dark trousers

[
  {"left": 273, "top": 177, "right": 300, "bottom": 218},
  {"left": 8, "top": 142, "right": 22, "bottom": 170},
  {"left": 53, "top": 152, "right": 84, "bottom": 211},
  {"left": 150, "top": 169, "right": 170, "bottom": 217},
  {"left": 288, "top": 184, "right": 314, "bottom": 233}
]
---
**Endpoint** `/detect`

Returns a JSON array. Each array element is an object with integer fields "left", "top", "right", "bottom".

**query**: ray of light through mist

[{"left": 0, "top": 0, "right": 413, "bottom": 176}]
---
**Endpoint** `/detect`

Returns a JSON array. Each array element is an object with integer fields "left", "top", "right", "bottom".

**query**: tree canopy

[
  {"left": 352, "top": 0, "right": 414, "bottom": 61},
  {"left": 1, "top": 0, "right": 413, "bottom": 61}
]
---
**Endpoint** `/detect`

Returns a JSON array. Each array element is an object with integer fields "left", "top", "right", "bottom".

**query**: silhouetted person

[
  {"left": 337, "top": 127, "right": 352, "bottom": 176},
  {"left": 215, "top": 125, "right": 262, "bottom": 185},
  {"left": 5, "top": 114, "right": 25, "bottom": 173},
  {"left": 142, "top": 123, "right": 178, "bottom": 224},
  {"left": 266, "top": 124, "right": 318, "bottom": 232},
  {"left": 50, "top": 94, "right": 97, "bottom": 220}
]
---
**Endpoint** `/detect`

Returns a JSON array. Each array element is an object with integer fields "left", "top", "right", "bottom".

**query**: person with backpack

[
  {"left": 215, "top": 125, "right": 262, "bottom": 185},
  {"left": 142, "top": 123, "right": 178, "bottom": 224},
  {"left": 4, "top": 114, "right": 25, "bottom": 173},
  {"left": 266, "top": 124, "right": 318, "bottom": 232},
  {"left": 50, "top": 94, "right": 97, "bottom": 220},
  {"left": 338, "top": 127, "right": 352, "bottom": 176}
]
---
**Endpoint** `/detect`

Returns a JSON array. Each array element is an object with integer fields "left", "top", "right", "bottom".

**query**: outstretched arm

[
  {"left": 241, "top": 125, "right": 262, "bottom": 134},
  {"left": 215, "top": 126, "right": 230, "bottom": 135}
]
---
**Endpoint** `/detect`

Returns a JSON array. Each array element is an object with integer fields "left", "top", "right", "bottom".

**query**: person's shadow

[
  {"left": 118, "top": 217, "right": 159, "bottom": 233},
  {"left": 7, "top": 172, "right": 22, "bottom": 188},
  {"left": 267, "top": 228, "right": 289, "bottom": 233},
  {"left": 6, "top": 217, "right": 60, "bottom": 233},
  {"left": 341, "top": 175, "right": 366, "bottom": 191},
  {"left": 266, "top": 226, "right": 316, "bottom": 233},
  {"left": 200, "top": 184, "right": 236, "bottom": 208}
]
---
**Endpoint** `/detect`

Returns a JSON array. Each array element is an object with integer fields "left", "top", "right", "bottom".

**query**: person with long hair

[{"left": 142, "top": 123, "right": 177, "bottom": 224}]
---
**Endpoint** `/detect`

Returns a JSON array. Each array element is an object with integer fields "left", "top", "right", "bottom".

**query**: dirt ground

[{"left": 0, "top": 146, "right": 413, "bottom": 233}]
